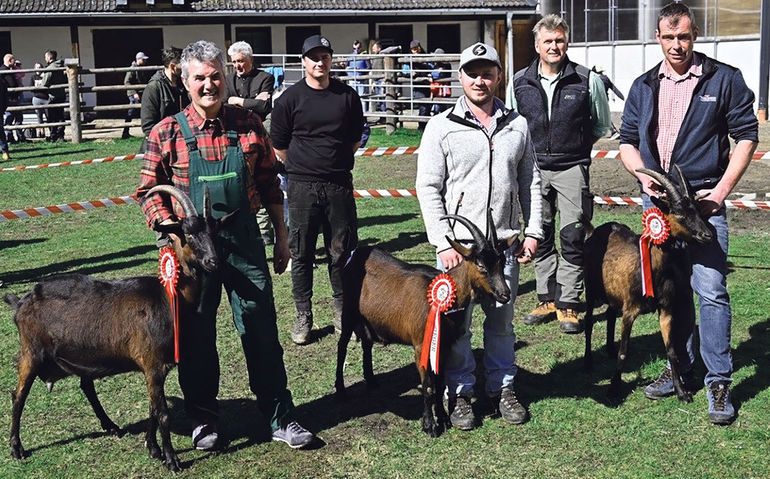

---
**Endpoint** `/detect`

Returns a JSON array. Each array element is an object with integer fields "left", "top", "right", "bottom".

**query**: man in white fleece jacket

[{"left": 416, "top": 42, "right": 543, "bottom": 430}]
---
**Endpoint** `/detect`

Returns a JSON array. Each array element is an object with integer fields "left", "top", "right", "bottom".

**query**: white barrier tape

[
  {"left": 3, "top": 192, "right": 769, "bottom": 222},
  {"left": 1, "top": 153, "right": 143, "bottom": 172}
]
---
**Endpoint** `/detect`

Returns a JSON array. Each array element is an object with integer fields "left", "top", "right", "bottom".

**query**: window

[
  {"left": 285, "top": 26, "right": 320, "bottom": 55},
  {"left": 235, "top": 27, "right": 272, "bottom": 66},
  {"left": 378, "top": 25, "right": 414, "bottom": 54},
  {"left": 427, "top": 24, "right": 460, "bottom": 53},
  {"left": 0, "top": 31, "right": 11, "bottom": 57}
]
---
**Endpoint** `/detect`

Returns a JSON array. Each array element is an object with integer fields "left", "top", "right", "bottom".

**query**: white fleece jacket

[{"left": 416, "top": 97, "right": 544, "bottom": 252}]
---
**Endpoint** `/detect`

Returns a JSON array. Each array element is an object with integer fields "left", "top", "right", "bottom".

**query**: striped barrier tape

[
  {"left": 2, "top": 191, "right": 769, "bottom": 221},
  {"left": 1, "top": 154, "right": 143, "bottom": 172},
  {"left": 3, "top": 148, "right": 768, "bottom": 173}
]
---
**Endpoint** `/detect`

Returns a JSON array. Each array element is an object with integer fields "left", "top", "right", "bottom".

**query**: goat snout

[
  {"left": 201, "top": 257, "right": 220, "bottom": 272},
  {"left": 693, "top": 228, "right": 714, "bottom": 245},
  {"left": 494, "top": 289, "right": 511, "bottom": 304}
]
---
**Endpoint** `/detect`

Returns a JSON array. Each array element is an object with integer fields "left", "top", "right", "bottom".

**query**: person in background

[
  {"left": 368, "top": 40, "right": 385, "bottom": 113},
  {"left": 416, "top": 42, "right": 543, "bottom": 431},
  {"left": 0, "top": 73, "right": 9, "bottom": 160},
  {"left": 225, "top": 40, "right": 277, "bottom": 245},
  {"left": 140, "top": 46, "right": 189, "bottom": 151},
  {"left": 137, "top": 39, "right": 316, "bottom": 451},
  {"left": 345, "top": 40, "right": 370, "bottom": 111},
  {"left": 1, "top": 54, "right": 28, "bottom": 143},
  {"left": 123, "top": 51, "right": 152, "bottom": 139},
  {"left": 619, "top": 1, "right": 758, "bottom": 426},
  {"left": 30, "top": 62, "right": 49, "bottom": 139},
  {"left": 41, "top": 49, "right": 66, "bottom": 142},
  {"left": 429, "top": 48, "right": 452, "bottom": 115},
  {"left": 270, "top": 34, "right": 364, "bottom": 345},
  {"left": 508, "top": 14, "right": 611, "bottom": 334},
  {"left": 408, "top": 40, "right": 431, "bottom": 131}
]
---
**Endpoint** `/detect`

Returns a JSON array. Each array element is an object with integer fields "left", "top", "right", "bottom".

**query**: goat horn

[
  {"left": 203, "top": 187, "right": 212, "bottom": 219},
  {"left": 146, "top": 185, "right": 199, "bottom": 218},
  {"left": 486, "top": 209, "right": 499, "bottom": 246},
  {"left": 635, "top": 168, "right": 682, "bottom": 204},
  {"left": 672, "top": 164, "right": 694, "bottom": 199},
  {"left": 440, "top": 214, "right": 487, "bottom": 250}
]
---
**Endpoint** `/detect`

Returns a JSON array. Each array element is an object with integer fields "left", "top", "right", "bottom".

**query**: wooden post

[
  {"left": 384, "top": 55, "right": 398, "bottom": 135},
  {"left": 65, "top": 58, "right": 82, "bottom": 144}
]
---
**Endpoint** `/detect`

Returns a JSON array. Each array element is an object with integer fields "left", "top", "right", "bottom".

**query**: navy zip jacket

[{"left": 619, "top": 52, "right": 757, "bottom": 190}]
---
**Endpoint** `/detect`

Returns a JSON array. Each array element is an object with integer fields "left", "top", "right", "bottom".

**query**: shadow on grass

[
  {"left": 358, "top": 213, "right": 417, "bottom": 229},
  {"left": 358, "top": 231, "right": 426, "bottom": 255},
  {"left": 2, "top": 245, "right": 156, "bottom": 285},
  {"left": 0, "top": 237, "right": 48, "bottom": 250},
  {"left": 730, "top": 318, "right": 770, "bottom": 409},
  {"left": 12, "top": 148, "right": 96, "bottom": 161}
]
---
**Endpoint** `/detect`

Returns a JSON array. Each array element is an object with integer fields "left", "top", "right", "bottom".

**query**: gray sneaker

[
  {"left": 272, "top": 421, "right": 315, "bottom": 449},
  {"left": 192, "top": 423, "right": 219, "bottom": 451},
  {"left": 707, "top": 381, "right": 735, "bottom": 425},
  {"left": 291, "top": 311, "right": 313, "bottom": 345},
  {"left": 448, "top": 395, "right": 476, "bottom": 430},
  {"left": 497, "top": 387, "right": 528, "bottom": 425}
]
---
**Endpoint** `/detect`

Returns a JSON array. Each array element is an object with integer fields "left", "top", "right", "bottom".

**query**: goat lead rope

[
  {"left": 639, "top": 207, "right": 671, "bottom": 298},
  {"left": 420, "top": 274, "right": 457, "bottom": 375},
  {"left": 159, "top": 247, "right": 181, "bottom": 363}
]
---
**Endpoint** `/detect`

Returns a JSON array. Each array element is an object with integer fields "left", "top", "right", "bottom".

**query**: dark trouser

[
  {"left": 4, "top": 99, "right": 24, "bottom": 140},
  {"left": 413, "top": 88, "right": 429, "bottom": 131},
  {"left": 178, "top": 243, "right": 293, "bottom": 432},
  {"left": 287, "top": 179, "right": 358, "bottom": 313},
  {"left": 47, "top": 103, "right": 65, "bottom": 139}
]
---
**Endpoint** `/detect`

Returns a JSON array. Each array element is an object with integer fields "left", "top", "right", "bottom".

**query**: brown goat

[
  {"left": 583, "top": 165, "right": 713, "bottom": 402},
  {"left": 335, "top": 213, "right": 516, "bottom": 437},
  {"left": 3, "top": 185, "right": 231, "bottom": 471}
]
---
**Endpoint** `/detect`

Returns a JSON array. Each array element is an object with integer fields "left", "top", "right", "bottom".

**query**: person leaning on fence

[
  {"left": 123, "top": 51, "right": 152, "bottom": 139},
  {"left": 429, "top": 48, "right": 451, "bottom": 115},
  {"left": 416, "top": 42, "right": 543, "bottom": 430},
  {"left": 368, "top": 40, "right": 386, "bottom": 113},
  {"left": 506, "top": 14, "right": 611, "bottom": 334},
  {"left": 30, "top": 63, "right": 49, "bottom": 139},
  {"left": 270, "top": 34, "right": 364, "bottom": 345},
  {"left": 618, "top": 2, "right": 758, "bottom": 425},
  {"left": 408, "top": 40, "right": 431, "bottom": 131},
  {"left": 139, "top": 46, "right": 189, "bottom": 152},
  {"left": 41, "top": 49, "right": 66, "bottom": 142},
  {"left": 0, "top": 74, "right": 9, "bottom": 160},
  {"left": 225, "top": 40, "right": 277, "bottom": 245},
  {"left": 1, "top": 54, "right": 28, "bottom": 143},
  {"left": 136, "top": 39, "right": 316, "bottom": 450}
]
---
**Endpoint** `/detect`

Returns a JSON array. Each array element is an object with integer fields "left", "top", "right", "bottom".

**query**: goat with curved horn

[
  {"left": 636, "top": 168, "right": 682, "bottom": 204},
  {"left": 440, "top": 214, "right": 487, "bottom": 250},
  {"left": 672, "top": 164, "right": 694, "bottom": 199},
  {"left": 146, "top": 184, "right": 199, "bottom": 218}
]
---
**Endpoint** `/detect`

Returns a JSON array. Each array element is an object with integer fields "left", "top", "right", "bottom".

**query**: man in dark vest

[{"left": 507, "top": 14, "right": 611, "bottom": 334}]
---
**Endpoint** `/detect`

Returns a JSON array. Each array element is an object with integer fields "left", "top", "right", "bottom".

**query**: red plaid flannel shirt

[
  {"left": 656, "top": 56, "right": 702, "bottom": 172},
  {"left": 136, "top": 103, "right": 281, "bottom": 226}
]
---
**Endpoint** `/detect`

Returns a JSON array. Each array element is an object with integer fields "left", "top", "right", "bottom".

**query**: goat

[
  {"left": 3, "top": 185, "right": 230, "bottom": 471},
  {"left": 583, "top": 165, "right": 713, "bottom": 402},
  {"left": 335, "top": 213, "right": 517, "bottom": 437}
]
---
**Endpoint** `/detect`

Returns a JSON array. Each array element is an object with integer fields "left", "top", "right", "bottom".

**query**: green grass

[{"left": 1, "top": 133, "right": 770, "bottom": 478}]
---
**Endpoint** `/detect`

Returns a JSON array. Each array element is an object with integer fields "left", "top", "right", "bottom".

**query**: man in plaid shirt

[{"left": 136, "top": 40, "right": 315, "bottom": 451}]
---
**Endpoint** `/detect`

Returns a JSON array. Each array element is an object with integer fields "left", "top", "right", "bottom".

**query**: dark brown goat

[
  {"left": 335, "top": 213, "right": 517, "bottom": 437},
  {"left": 3, "top": 185, "right": 231, "bottom": 471},
  {"left": 583, "top": 165, "right": 713, "bottom": 402}
]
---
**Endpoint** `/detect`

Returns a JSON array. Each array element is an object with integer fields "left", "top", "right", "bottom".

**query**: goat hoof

[
  {"left": 107, "top": 426, "right": 124, "bottom": 437},
  {"left": 146, "top": 442, "right": 162, "bottom": 460},
  {"left": 678, "top": 391, "right": 693, "bottom": 404},
  {"left": 422, "top": 420, "right": 439, "bottom": 438},
  {"left": 10, "top": 443, "right": 26, "bottom": 460},
  {"left": 165, "top": 454, "right": 182, "bottom": 472}
]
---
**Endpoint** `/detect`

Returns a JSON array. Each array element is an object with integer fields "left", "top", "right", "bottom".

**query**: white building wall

[
  {"left": 5, "top": 26, "right": 70, "bottom": 68},
  {"left": 570, "top": 39, "right": 761, "bottom": 112}
]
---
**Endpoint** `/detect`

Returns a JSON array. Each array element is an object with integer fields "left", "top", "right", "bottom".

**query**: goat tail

[{"left": 3, "top": 293, "right": 21, "bottom": 312}]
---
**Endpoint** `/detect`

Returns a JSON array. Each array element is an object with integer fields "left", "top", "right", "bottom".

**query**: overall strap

[
  {"left": 223, "top": 106, "right": 239, "bottom": 147},
  {"left": 174, "top": 111, "right": 199, "bottom": 152}
]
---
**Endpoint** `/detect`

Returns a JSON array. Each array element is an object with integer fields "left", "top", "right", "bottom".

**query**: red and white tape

[
  {"left": 4, "top": 148, "right": 769, "bottom": 173},
  {"left": 2, "top": 192, "right": 769, "bottom": 222},
  {"left": 1, "top": 154, "right": 143, "bottom": 172}
]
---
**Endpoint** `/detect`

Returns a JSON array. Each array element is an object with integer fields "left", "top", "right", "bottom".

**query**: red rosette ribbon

[
  {"left": 159, "top": 247, "right": 181, "bottom": 363},
  {"left": 639, "top": 207, "right": 671, "bottom": 298},
  {"left": 420, "top": 273, "right": 457, "bottom": 374}
]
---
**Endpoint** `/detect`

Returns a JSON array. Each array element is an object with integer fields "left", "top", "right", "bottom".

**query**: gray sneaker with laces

[
  {"left": 497, "top": 387, "right": 528, "bottom": 424},
  {"left": 448, "top": 395, "right": 476, "bottom": 430},
  {"left": 291, "top": 310, "right": 313, "bottom": 345},
  {"left": 272, "top": 421, "right": 315, "bottom": 449},
  {"left": 707, "top": 381, "right": 735, "bottom": 425}
]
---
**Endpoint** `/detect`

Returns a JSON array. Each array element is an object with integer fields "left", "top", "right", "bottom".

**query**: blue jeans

[
  {"left": 438, "top": 245, "right": 519, "bottom": 397},
  {"left": 643, "top": 195, "right": 732, "bottom": 386}
]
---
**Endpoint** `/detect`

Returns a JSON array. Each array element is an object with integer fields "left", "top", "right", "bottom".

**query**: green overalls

[{"left": 174, "top": 109, "right": 293, "bottom": 432}]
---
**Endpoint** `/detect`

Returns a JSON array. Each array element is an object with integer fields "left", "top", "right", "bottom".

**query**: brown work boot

[
  {"left": 557, "top": 308, "right": 583, "bottom": 334},
  {"left": 524, "top": 301, "right": 556, "bottom": 325}
]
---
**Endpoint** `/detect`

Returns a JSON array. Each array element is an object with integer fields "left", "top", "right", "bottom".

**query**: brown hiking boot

[
  {"left": 557, "top": 308, "right": 583, "bottom": 334},
  {"left": 524, "top": 301, "right": 556, "bottom": 325}
]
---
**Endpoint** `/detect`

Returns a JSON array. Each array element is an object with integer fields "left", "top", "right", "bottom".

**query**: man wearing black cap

[{"left": 270, "top": 34, "right": 364, "bottom": 345}]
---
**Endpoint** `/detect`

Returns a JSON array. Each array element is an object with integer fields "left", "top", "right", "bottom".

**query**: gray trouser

[{"left": 533, "top": 164, "right": 592, "bottom": 310}]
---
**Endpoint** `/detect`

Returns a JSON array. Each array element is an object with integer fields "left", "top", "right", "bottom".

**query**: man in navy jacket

[{"left": 619, "top": 2, "right": 758, "bottom": 425}]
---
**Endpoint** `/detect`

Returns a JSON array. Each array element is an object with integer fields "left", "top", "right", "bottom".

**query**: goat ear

[
  {"left": 649, "top": 194, "right": 671, "bottom": 213},
  {"left": 218, "top": 209, "right": 240, "bottom": 229},
  {"left": 446, "top": 236, "right": 473, "bottom": 258}
]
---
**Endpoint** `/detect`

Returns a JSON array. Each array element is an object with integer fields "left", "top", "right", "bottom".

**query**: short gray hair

[
  {"left": 181, "top": 40, "right": 226, "bottom": 80},
  {"left": 227, "top": 41, "right": 253, "bottom": 59},
  {"left": 533, "top": 14, "right": 571, "bottom": 42}
]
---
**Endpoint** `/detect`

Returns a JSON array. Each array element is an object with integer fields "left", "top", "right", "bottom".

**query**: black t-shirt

[{"left": 270, "top": 77, "right": 363, "bottom": 183}]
